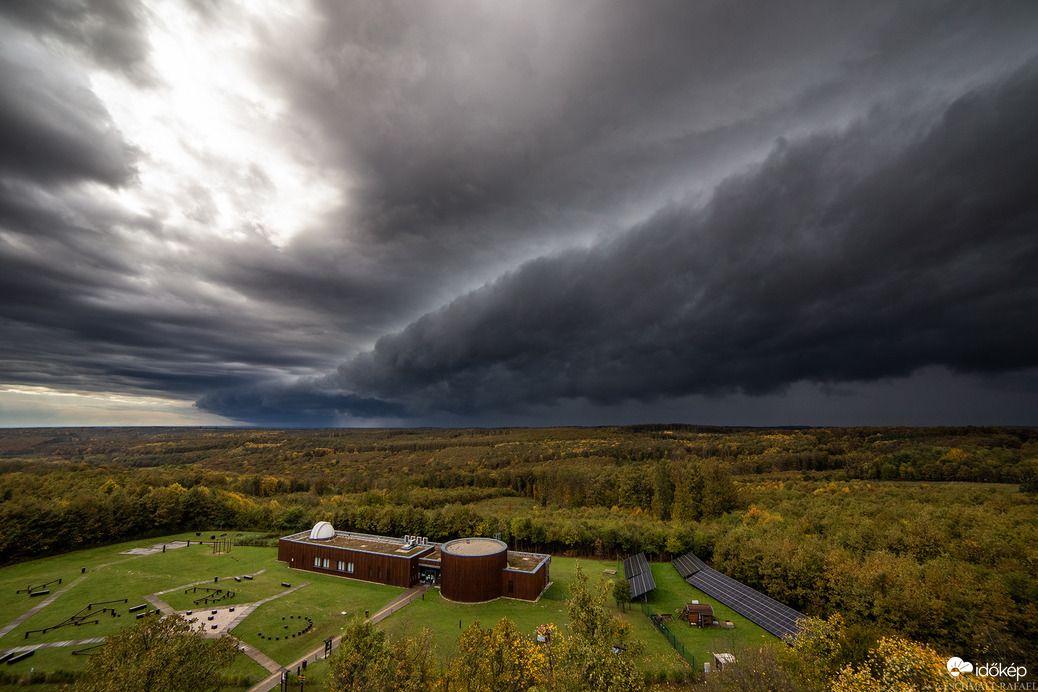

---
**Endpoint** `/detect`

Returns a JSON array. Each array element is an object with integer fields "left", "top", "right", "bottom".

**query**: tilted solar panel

[
  {"left": 671, "top": 551, "right": 707, "bottom": 578},
  {"left": 623, "top": 552, "right": 649, "bottom": 578},
  {"left": 627, "top": 569, "right": 656, "bottom": 599},
  {"left": 623, "top": 552, "right": 656, "bottom": 599},
  {"left": 686, "top": 566, "right": 806, "bottom": 640}
]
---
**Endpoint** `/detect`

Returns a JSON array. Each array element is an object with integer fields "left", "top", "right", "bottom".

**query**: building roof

[
  {"left": 284, "top": 530, "right": 432, "bottom": 558},
  {"left": 622, "top": 552, "right": 656, "bottom": 599},
  {"left": 685, "top": 602, "right": 714, "bottom": 614},
  {"left": 442, "top": 538, "right": 506, "bottom": 556}
]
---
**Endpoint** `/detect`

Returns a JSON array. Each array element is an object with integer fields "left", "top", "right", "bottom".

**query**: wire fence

[{"left": 641, "top": 602, "right": 696, "bottom": 670}]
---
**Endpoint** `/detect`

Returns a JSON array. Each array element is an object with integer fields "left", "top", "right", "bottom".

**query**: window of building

[
  {"left": 313, "top": 556, "right": 320, "bottom": 567},
  {"left": 347, "top": 562, "right": 354, "bottom": 573},
  {"left": 322, "top": 558, "right": 330, "bottom": 569},
  {"left": 337, "top": 560, "right": 345, "bottom": 571}
]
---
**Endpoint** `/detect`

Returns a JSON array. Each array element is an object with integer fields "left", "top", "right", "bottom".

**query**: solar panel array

[
  {"left": 671, "top": 551, "right": 707, "bottom": 579},
  {"left": 622, "top": 552, "right": 656, "bottom": 600},
  {"left": 681, "top": 561, "right": 806, "bottom": 640}
]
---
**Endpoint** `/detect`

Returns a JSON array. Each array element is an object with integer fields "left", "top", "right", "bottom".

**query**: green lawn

[
  {"left": 1, "top": 534, "right": 787, "bottom": 688},
  {"left": 639, "top": 562, "right": 781, "bottom": 671},
  {"left": 377, "top": 556, "right": 694, "bottom": 679},
  {"left": 232, "top": 568, "right": 401, "bottom": 667},
  {"left": 0, "top": 533, "right": 273, "bottom": 688}
]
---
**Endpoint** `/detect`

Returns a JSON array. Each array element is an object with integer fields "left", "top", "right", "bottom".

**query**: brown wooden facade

[
  {"left": 279, "top": 529, "right": 550, "bottom": 602},
  {"left": 440, "top": 541, "right": 508, "bottom": 603},
  {"left": 684, "top": 602, "right": 715, "bottom": 627},
  {"left": 501, "top": 561, "right": 550, "bottom": 601},
  {"left": 277, "top": 536, "right": 425, "bottom": 588}
]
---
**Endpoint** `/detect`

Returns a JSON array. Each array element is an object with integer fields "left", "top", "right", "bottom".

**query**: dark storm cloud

[
  {"left": 268, "top": 1, "right": 910, "bottom": 297},
  {"left": 0, "top": 0, "right": 151, "bottom": 81},
  {"left": 0, "top": 36, "right": 135, "bottom": 186},
  {"left": 1, "top": 0, "right": 1036, "bottom": 425},
  {"left": 199, "top": 63, "right": 1038, "bottom": 423}
]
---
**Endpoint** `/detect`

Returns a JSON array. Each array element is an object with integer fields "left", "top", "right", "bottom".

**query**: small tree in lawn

[
  {"left": 77, "top": 613, "right": 238, "bottom": 692},
  {"left": 558, "top": 565, "right": 643, "bottom": 692},
  {"left": 612, "top": 577, "right": 631, "bottom": 613}
]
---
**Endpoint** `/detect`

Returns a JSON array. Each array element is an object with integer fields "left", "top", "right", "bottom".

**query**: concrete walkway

[
  {"left": 368, "top": 585, "right": 429, "bottom": 624},
  {"left": 148, "top": 575, "right": 312, "bottom": 675},
  {"left": 245, "top": 585, "right": 430, "bottom": 692},
  {"left": 0, "top": 574, "right": 89, "bottom": 639},
  {"left": 0, "top": 636, "right": 105, "bottom": 655},
  {"left": 231, "top": 637, "right": 281, "bottom": 673}
]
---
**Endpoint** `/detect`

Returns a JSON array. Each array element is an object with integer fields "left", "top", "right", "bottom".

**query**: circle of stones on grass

[{"left": 257, "top": 614, "right": 313, "bottom": 641}]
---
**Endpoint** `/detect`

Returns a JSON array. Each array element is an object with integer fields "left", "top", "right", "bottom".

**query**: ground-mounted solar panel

[
  {"left": 671, "top": 551, "right": 707, "bottom": 578},
  {"left": 623, "top": 552, "right": 655, "bottom": 599},
  {"left": 686, "top": 566, "right": 806, "bottom": 640},
  {"left": 623, "top": 552, "right": 649, "bottom": 577}
]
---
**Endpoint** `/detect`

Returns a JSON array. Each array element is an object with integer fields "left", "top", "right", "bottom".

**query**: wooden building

[
  {"left": 278, "top": 524, "right": 550, "bottom": 602},
  {"left": 684, "top": 601, "right": 715, "bottom": 627}
]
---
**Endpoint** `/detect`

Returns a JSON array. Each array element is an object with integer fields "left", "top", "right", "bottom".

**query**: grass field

[
  {"left": 376, "top": 555, "right": 779, "bottom": 679},
  {"left": 0, "top": 533, "right": 785, "bottom": 688},
  {"left": 0, "top": 533, "right": 277, "bottom": 688},
  {"left": 641, "top": 562, "right": 780, "bottom": 669}
]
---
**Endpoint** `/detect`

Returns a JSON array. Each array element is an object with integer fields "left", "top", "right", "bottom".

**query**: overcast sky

[{"left": 1, "top": 0, "right": 1036, "bottom": 428}]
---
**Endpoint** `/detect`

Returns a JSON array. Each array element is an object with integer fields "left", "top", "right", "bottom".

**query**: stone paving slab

[{"left": 120, "top": 540, "right": 192, "bottom": 556}]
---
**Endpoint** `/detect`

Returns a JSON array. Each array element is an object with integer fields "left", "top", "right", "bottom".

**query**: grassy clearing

[
  {"left": 639, "top": 562, "right": 780, "bottom": 671},
  {"left": 160, "top": 571, "right": 292, "bottom": 612},
  {"left": 377, "top": 556, "right": 693, "bottom": 678},
  {"left": 232, "top": 570, "right": 401, "bottom": 667},
  {"left": 0, "top": 533, "right": 272, "bottom": 688},
  {"left": 1, "top": 533, "right": 786, "bottom": 688}
]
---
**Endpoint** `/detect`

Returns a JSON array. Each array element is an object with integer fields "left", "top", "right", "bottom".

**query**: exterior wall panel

[
  {"left": 279, "top": 531, "right": 550, "bottom": 602},
  {"left": 502, "top": 560, "right": 549, "bottom": 601},
  {"left": 278, "top": 538, "right": 417, "bottom": 588},
  {"left": 440, "top": 540, "right": 508, "bottom": 603}
]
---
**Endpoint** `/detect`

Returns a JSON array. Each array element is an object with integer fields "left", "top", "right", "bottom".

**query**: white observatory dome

[{"left": 309, "top": 521, "right": 335, "bottom": 540}]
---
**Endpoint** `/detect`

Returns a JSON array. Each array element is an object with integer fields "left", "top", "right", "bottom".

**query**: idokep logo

[{"left": 947, "top": 657, "right": 973, "bottom": 677}]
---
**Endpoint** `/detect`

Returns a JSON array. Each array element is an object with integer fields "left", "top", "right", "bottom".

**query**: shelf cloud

[{"left": 2, "top": 0, "right": 1037, "bottom": 426}]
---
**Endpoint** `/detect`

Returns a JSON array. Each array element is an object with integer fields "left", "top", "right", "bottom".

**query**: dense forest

[{"left": 0, "top": 425, "right": 1035, "bottom": 672}]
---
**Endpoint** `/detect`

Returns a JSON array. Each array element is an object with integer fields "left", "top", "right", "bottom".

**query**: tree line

[{"left": 0, "top": 425, "right": 1035, "bottom": 672}]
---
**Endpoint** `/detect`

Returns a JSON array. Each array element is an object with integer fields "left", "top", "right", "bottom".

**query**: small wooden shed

[{"left": 684, "top": 601, "right": 715, "bottom": 627}]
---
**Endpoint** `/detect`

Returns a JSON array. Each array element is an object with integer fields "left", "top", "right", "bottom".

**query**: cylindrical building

[{"left": 439, "top": 538, "right": 508, "bottom": 603}]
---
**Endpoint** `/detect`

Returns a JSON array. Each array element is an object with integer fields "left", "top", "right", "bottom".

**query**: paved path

[
  {"left": 245, "top": 585, "right": 430, "bottom": 692},
  {"left": 368, "top": 585, "right": 429, "bottom": 624},
  {"left": 0, "top": 636, "right": 105, "bottom": 655},
  {"left": 0, "top": 574, "right": 89, "bottom": 639},
  {"left": 148, "top": 575, "right": 312, "bottom": 674},
  {"left": 154, "top": 569, "right": 268, "bottom": 596},
  {"left": 231, "top": 637, "right": 281, "bottom": 673}
]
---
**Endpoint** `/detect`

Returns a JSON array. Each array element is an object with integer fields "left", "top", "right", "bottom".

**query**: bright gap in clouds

[
  {"left": 0, "top": 386, "right": 232, "bottom": 427},
  {"left": 88, "top": 0, "right": 341, "bottom": 249}
]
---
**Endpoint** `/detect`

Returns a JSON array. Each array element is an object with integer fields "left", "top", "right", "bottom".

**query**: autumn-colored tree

[
  {"left": 389, "top": 628, "right": 437, "bottom": 692},
  {"left": 77, "top": 614, "right": 238, "bottom": 692},
  {"left": 702, "top": 463, "right": 738, "bottom": 518},
  {"left": 784, "top": 614, "right": 855, "bottom": 691},
  {"left": 612, "top": 577, "right": 631, "bottom": 613},
  {"left": 444, "top": 618, "right": 551, "bottom": 692},
  {"left": 699, "top": 645, "right": 797, "bottom": 692},
  {"left": 327, "top": 618, "right": 394, "bottom": 691},
  {"left": 558, "top": 565, "right": 643, "bottom": 692},
  {"left": 830, "top": 636, "right": 946, "bottom": 692},
  {"left": 326, "top": 619, "right": 436, "bottom": 692},
  {"left": 650, "top": 458, "right": 673, "bottom": 520}
]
